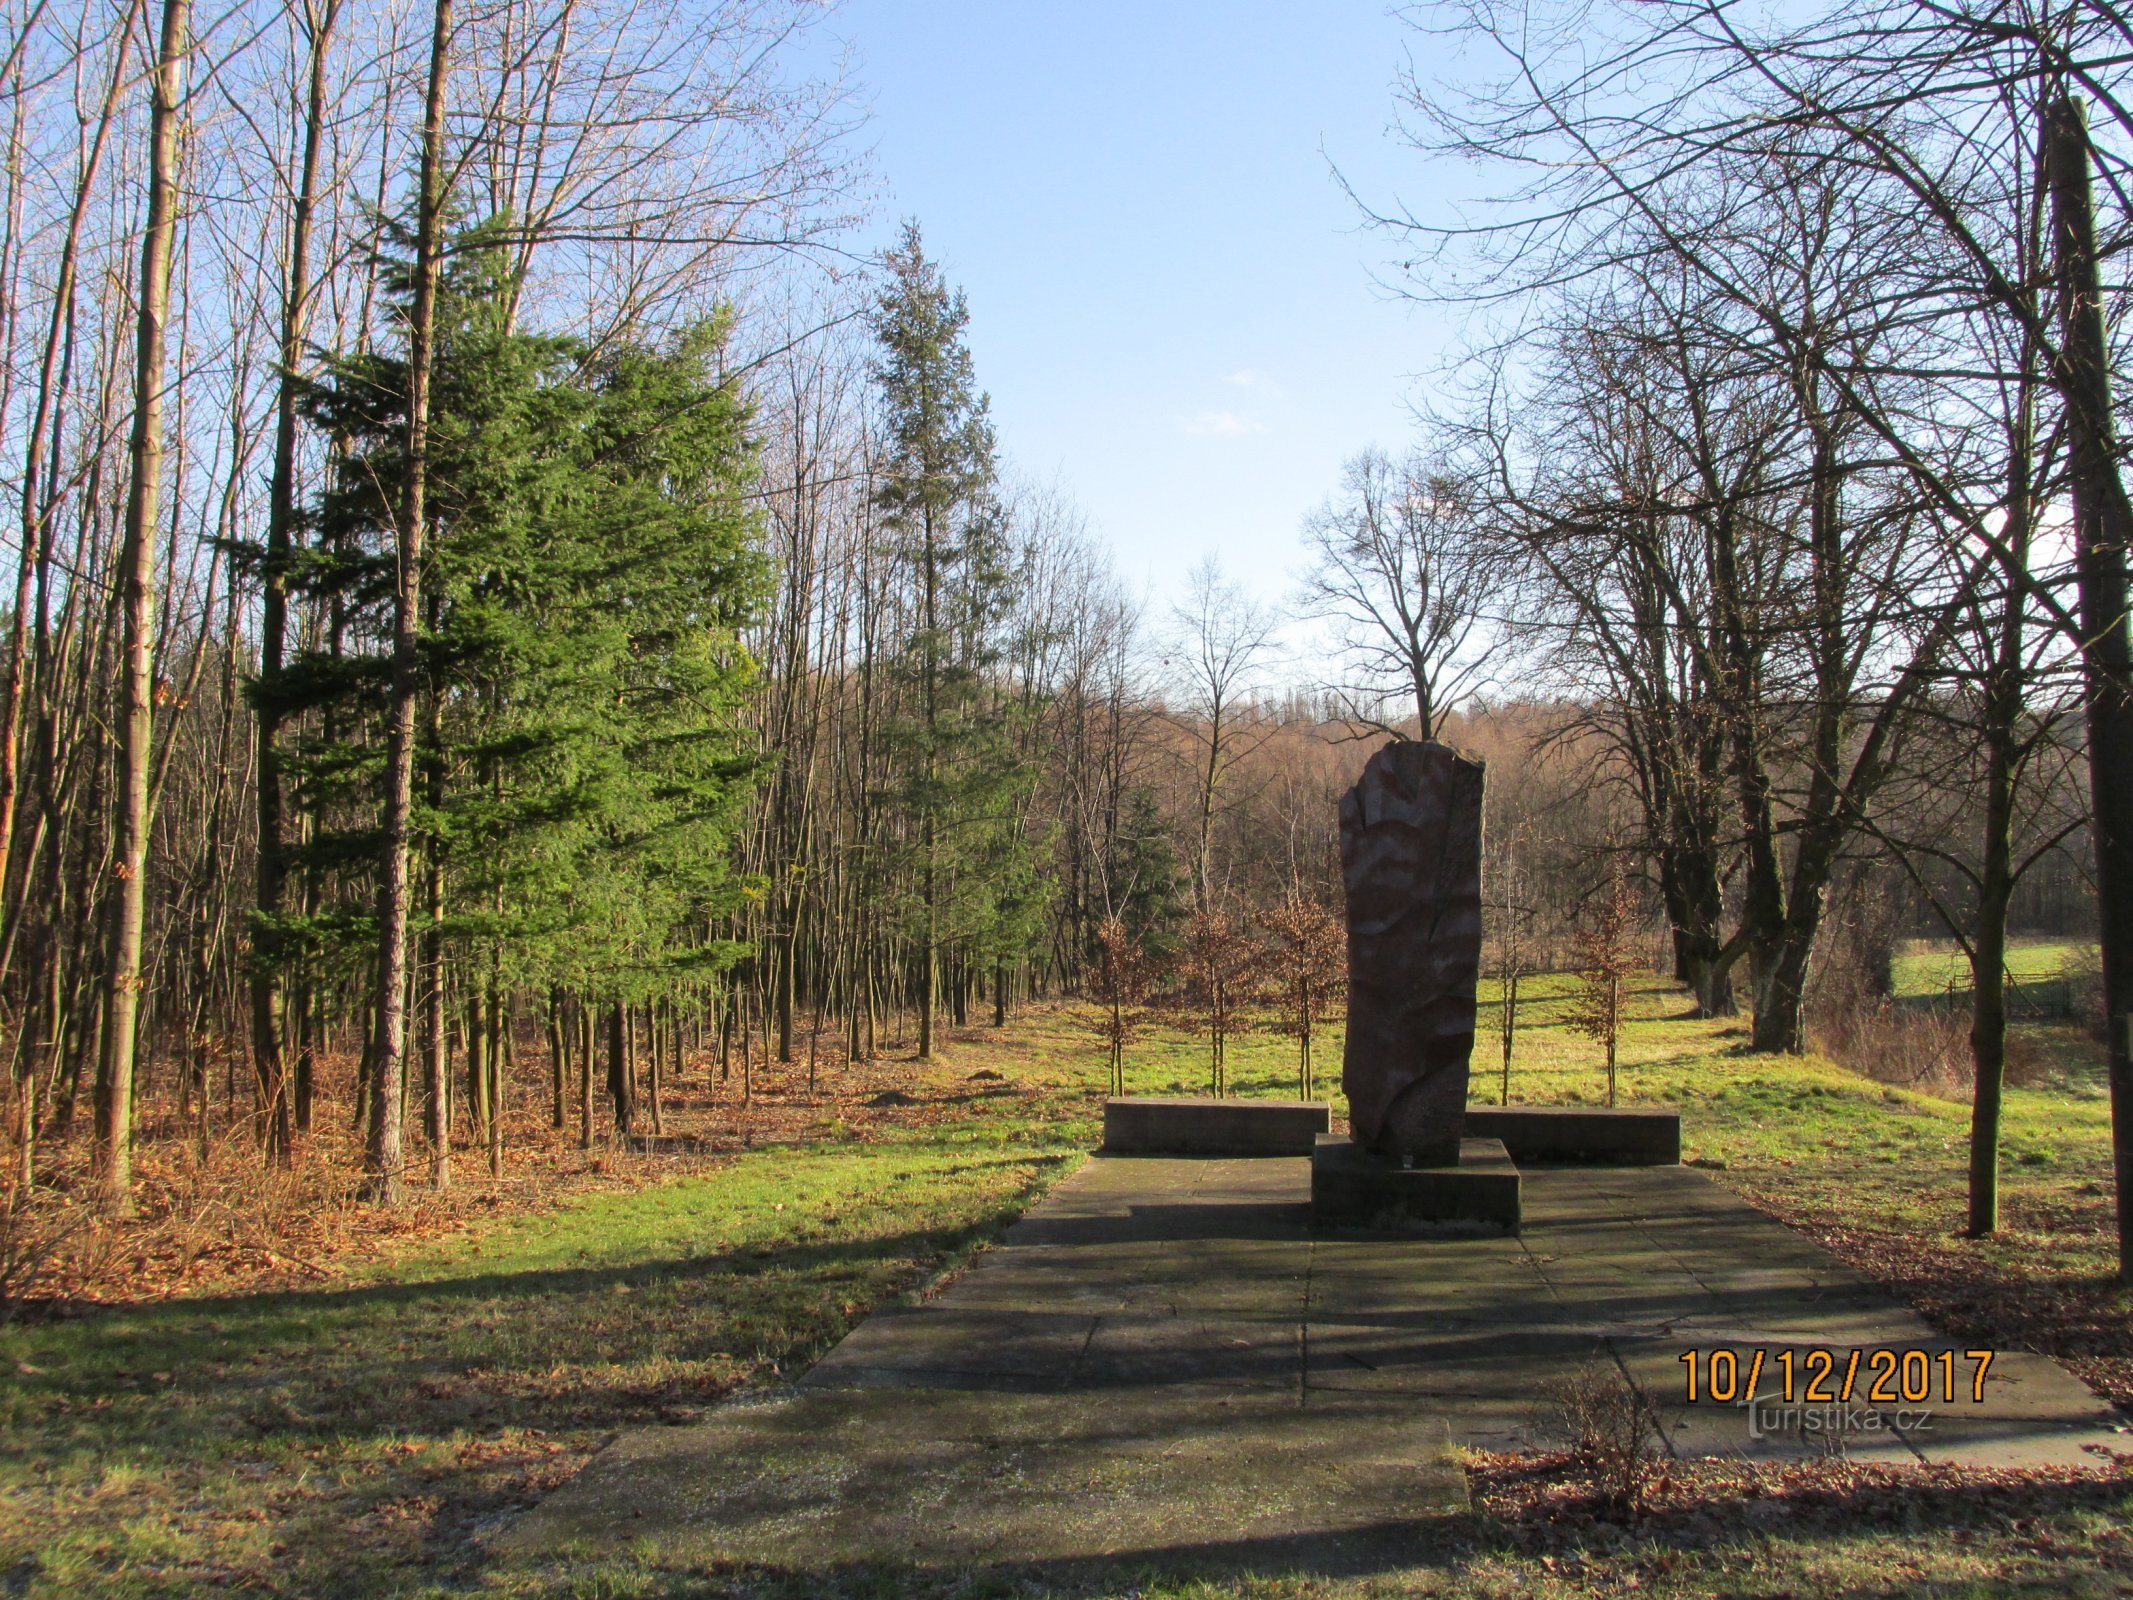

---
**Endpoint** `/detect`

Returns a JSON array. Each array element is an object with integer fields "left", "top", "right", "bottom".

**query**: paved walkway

[{"left": 500, "top": 1154, "right": 2126, "bottom": 1576}]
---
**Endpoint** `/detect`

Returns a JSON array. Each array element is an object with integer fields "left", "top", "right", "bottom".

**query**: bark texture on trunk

[
  {"left": 95, "top": 0, "right": 189, "bottom": 1214},
  {"left": 2047, "top": 94, "right": 2133, "bottom": 1277},
  {"left": 365, "top": 0, "right": 453, "bottom": 1204}
]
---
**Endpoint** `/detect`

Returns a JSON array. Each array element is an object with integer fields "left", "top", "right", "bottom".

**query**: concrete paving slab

[
  {"left": 1307, "top": 1324, "right": 1613, "bottom": 1400},
  {"left": 1077, "top": 1312, "right": 1301, "bottom": 1389},
  {"left": 801, "top": 1307, "right": 1096, "bottom": 1390},
  {"left": 495, "top": 1385, "right": 1468, "bottom": 1574},
  {"left": 501, "top": 1150, "right": 2129, "bottom": 1577}
]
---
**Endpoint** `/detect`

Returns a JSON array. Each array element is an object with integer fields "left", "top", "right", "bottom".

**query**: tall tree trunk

[
  {"left": 607, "top": 999, "right": 632, "bottom": 1137},
  {"left": 366, "top": 0, "right": 453, "bottom": 1205},
  {"left": 2046, "top": 94, "right": 2133, "bottom": 1277},
  {"left": 424, "top": 914, "right": 448, "bottom": 1189},
  {"left": 1967, "top": 390, "right": 2034, "bottom": 1240},
  {"left": 577, "top": 999, "right": 593, "bottom": 1149},
  {"left": 251, "top": 0, "right": 338, "bottom": 1170},
  {"left": 94, "top": 0, "right": 188, "bottom": 1215},
  {"left": 547, "top": 987, "right": 566, "bottom": 1130},
  {"left": 485, "top": 982, "right": 502, "bottom": 1177}
]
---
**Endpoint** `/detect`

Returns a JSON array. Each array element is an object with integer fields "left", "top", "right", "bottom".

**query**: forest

[{"left": 0, "top": 0, "right": 2127, "bottom": 1290}]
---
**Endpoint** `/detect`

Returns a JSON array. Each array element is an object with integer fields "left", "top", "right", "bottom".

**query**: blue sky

[{"left": 816, "top": 1, "right": 1463, "bottom": 617}]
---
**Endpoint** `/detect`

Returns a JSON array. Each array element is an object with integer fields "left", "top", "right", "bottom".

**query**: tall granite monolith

[{"left": 1339, "top": 739, "right": 1485, "bottom": 1164}]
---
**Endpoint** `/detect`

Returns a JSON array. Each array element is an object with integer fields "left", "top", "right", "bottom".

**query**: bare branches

[{"left": 1297, "top": 443, "right": 1505, "bottom": 740}]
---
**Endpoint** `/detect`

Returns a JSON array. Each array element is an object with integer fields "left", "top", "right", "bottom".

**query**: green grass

[
  {"left": 0, "top": 1120, "right": 1081, "bottom": 1599},
  {"left": 1475, "top": 968, "right": 2120, "bottom": 1291},
  {"left": 1, "top": 979, "right": 2128, "bottom": 1599},
  {"left": 1890, "top": 936, "right": 2088, "bottom": 997}
]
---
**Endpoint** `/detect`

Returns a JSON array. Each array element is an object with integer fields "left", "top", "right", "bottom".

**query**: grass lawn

[
  {"left": 1889, "top": 936, "right": 2088, "bottom": 998},
  {"left": 2, "top": 975, "right": 2129, "bottom": 1599}
]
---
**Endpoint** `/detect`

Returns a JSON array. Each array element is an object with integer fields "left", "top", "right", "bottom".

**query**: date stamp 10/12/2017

[{"left": 1678, "top": 1347, "right": 1997, "bottom": 1407}]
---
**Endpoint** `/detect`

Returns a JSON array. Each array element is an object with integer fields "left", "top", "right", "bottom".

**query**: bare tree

[
  {"left": 1299, "top": 444, "right": 1501, "bottom": 737},
  {"left": 1569, "top": 856, "right": 1641, "bottom": 1108},
  {"left": 1487, "top": 820, "right": 1536, "bottom": 1105},
  {"left": 95, "top": 0, "right": 190, "bottom": 1215},
  {"left": 1169, "top": 557, "right": 1276, "bottom": 911},
  {"left": 1180, "top": 907, "right": 1258, "bottom": 1097},
  {"left": 1395, "top": 0, "right": 2133, "bottom": 1268}
]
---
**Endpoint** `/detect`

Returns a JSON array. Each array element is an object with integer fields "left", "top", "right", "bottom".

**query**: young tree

[
  {"left": 1569, "top": 859, "right": 1641, "bottom": 1107},
  {"left": 1170, "top": 559, "right": 1276, "bottom": 910},
  {"left": 1258, "top": 893, "right": 1344, "bottom": 1099},
  {"left": 1488, "top": 823, "right": 1536, "bottom": 1106},
  {"left": 1180, "top": 908, "right": 1259, "bottom": 1096},
  {"left": 1090, "top": 915, "right": 1160, "bottom": 1096}
]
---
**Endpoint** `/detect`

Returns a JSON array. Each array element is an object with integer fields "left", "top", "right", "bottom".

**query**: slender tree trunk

[
  {"left": 366, "top": 0, "right": 453, "bottom": 1205},
  {"left": 94, "top": 0, "right": 189, "bottom": 1215},
  {"left": 646, "top": 1000, "right": 664, "bottom": 1136},
  {"left": 485, "top": 982, "right": 502, "bottom": 1177},
  {"left": 607, "top": 999, "right": 632, "bottom": 1137},
  {"left": 424, "top": 918, "right": 448, "bottom": 1189},
  {"left": 251, "top": 0, "right": 337, "bottom": 1171},
  {"left": 2047, "top": 94, "right": 2133, "bottom": 1276},
  {"left": 577, "top": 999, "right": 593, "bottom": 1149},
  {"left": 547, "top": 987, "right": 566, "bottom": 1130},
  {"left": 1500, "top": 970, "right": 1518, "bottom": 1106},
  {"left": 775, "top": 922, "right": 794, "bottom": 1063}
]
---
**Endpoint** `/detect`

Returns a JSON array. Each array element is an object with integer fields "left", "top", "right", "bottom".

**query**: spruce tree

[
  {"left": 267, "top": 215, "right": 763, "bottom": 1166},
  {"left": 870, "top": 222, "right": 1033, "bottom": 1058}
]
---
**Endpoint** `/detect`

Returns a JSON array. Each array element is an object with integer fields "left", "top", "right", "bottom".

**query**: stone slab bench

[
  {"left": 1462, "top": 1104, "right": 1680, "bottom": 1166},
  {"left": 1102, "top": 1096, "right": 1331, "bottom": 1157}
]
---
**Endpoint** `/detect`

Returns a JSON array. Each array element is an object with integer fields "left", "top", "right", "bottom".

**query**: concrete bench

[
  {"left": 1102, "top": 1096, "right": 1330, "bottom": 1157},
  {"left": 1462, "top": 1104, "right": 1680, "bottom": 1165}
]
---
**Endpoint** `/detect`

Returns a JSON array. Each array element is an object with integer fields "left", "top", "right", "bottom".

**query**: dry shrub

[
  {"left": 2000, "top": 1029, "right": 2053, "bottom": 1089},
  {"left": 1810, "top": 997, "right": 1973, "bottom": 1094},
  {"left": 1538, "top": 1360, "right": 1666, "bottom": 1515},
  {"left": 2063, "top": 941, "right": 2107, "bottom": 1038}
]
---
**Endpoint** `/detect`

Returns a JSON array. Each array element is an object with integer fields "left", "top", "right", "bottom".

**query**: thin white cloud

[
  {"left": 1183, "top": 410, "right": 1270, "bottom": 437},
  {"left": 1224, "top": 368, "right": 1277, "bottom": 391}
]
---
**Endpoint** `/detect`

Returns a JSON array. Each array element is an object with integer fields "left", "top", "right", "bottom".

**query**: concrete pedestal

[
  {"left": 1310, "top": 1134, "right": 1521, "bottom": 1234},
  {"left": 1102, "top": 1097, "right": 1331, "bottom": 1157},
  {"left": 1462, "top": 1105, "right": 1680, "bottom": 1166}
]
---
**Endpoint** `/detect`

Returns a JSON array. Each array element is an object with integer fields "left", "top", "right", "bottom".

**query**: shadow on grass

[{"left": 0, "top": 1201, "right": 1059, "bottom": 1471}]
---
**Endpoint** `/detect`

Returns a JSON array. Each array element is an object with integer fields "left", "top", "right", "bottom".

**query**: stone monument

[
  {"left": 1313, "top": 738, "right": 1520, "bottom": 1231},
  {"left": 1340, "top": 739, "right": 1485, "bottom": 1164}
]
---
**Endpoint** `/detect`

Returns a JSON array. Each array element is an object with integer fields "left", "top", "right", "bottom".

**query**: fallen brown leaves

[
  {"left": 1467, "top": 1447, "right": 2133, "bottom": 1566},
  {"left": 3, "top": 1017, "right": 1072, "bottom": 1318}
]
